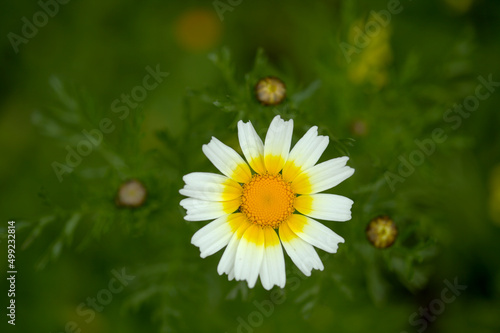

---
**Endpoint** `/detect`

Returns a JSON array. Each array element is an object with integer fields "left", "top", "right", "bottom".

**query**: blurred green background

[{"left": 1, "top": 0, "right": 500, "bottom": 332}]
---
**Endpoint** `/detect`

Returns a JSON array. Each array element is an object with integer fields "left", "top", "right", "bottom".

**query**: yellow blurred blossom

[
  {"left": 442, "top": 0, "right": 474, "bottom": 14},
  {"left": 175, "top": 8, "right": 222, "bottom": 52},
  {"left": 346, "top": 19, "right": 392, "bottom": 89},
  {"left": 489, "top": 165, "right": 500, "bottom": 225}
]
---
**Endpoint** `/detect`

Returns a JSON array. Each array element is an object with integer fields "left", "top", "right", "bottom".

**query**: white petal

[
  {"left": 282, "top": 126, "right": 329, "bottom": 182},
  {"left": 295, "top": 193, "right": 354, "bottom": 222},
  {"left": 264, "top": 115, "right": 294, "bottom": 174},
  {"left": 191, "top": 215, "right": 233, "bottom": 258},
  {"left": 202, "top": 137, "right": 252, "bottom": 183},
  {"left": 238, "top": 120, "right": 266, "bottom": 174},
  {"left": 180, "top": 198, "right": 239, "bottom": 221},
  {"left": 279, "top": 221, "right": 323, "bottom": 276},
  {"left": 287, "top": 215, "right": 345, "bottom": 253},
  {"left": 227, "top": 266, "right": 235, "bottom": 281},
  {"left": 234, "top": 225, "right": 265, "bottom": 288},
  {"left": 259, "top": 228, "right": 286, "bottom": 290},
  {"left": 180, "top": 172, "right": 242, "bottom": 201},
  {"left": 217, "top": 221, "right": 251, "bottom": 276},
  {"left": 292, "top": 157, "right": 355, "bottom": 194}
]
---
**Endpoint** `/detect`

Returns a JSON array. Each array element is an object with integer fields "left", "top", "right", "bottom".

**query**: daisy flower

[{"left": 180, "top": 116, "right": 354, "bottom": 290}]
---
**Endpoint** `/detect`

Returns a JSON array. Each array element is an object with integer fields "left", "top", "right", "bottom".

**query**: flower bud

[
  {"left": 366, "top": 215, "right": 398, "bottom": 249},
  {"left": 116, "top": 179, "right": 147, "bottom": 208},
  {"left": 255, "top": 76, "right": 286, "bottom": 105}
]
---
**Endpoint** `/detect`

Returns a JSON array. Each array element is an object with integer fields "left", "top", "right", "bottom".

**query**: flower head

[{"left": 180, "top": 116, "right": 355, "bottom": 289}]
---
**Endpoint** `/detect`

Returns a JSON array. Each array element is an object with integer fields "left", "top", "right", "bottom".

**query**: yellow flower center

[{"left": 240, "top": 174, "right": 295, "bottom": 229}]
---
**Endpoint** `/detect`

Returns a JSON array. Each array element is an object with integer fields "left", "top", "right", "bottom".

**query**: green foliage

[{"left": 2, "top": 0, "right": 500, "bottom": 332}]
